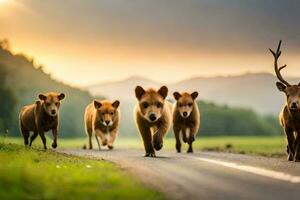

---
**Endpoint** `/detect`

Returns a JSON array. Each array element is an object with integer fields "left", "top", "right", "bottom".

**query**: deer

[{"left": 269, "top": 40, "right": 300, "bottom": 162}]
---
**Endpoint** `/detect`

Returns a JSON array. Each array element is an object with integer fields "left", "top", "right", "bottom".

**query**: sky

[{"left": 0, "top": 0, "right": 300, "bottom": 87}]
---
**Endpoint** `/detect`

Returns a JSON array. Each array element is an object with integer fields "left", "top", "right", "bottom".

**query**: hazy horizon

[{"left": 1, "top": 0, "right": 300, "bottom": 87}]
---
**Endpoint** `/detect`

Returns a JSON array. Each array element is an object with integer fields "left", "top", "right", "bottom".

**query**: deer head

[{"left": 270, "top": 40, "right": 300, "bottom": 111}]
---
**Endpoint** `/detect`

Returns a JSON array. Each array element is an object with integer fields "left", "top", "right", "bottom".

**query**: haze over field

[
  {"left": 0, "top": 0, "right": 300, "bottom": 86},
  {"left": 88, "top": 73, "right": 294, "bottom": 115}
]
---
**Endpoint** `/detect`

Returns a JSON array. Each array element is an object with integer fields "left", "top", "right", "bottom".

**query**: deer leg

[
  {"left": 29, "top": 131, "right": 38, "bottom": 146},
  {"left": 173, "top": 126, "right": 181, "bottom": 153},
  {"left": 285, "top": 127, "right": 295, "bottom": 161},
  {"left": 38, "top": 131, "right": 47, "bottom": 150},
  {"left": 136, "top": 115, "right": 155, "bottom": 157},
  {"left": 294, "top": 132, "right": 300, "bottom": 162},
  {"left": 95, "top": 135, "right": 101, "bottom": 150},
  {"left": 153, "top": 128, "right": 164, "bottom": 151},
  {"left": 51, "top": 128, "right": 58, "bottom": 149},
  {"left": 95, "top": 129, "right": 107, "bottom": 146},
  {"left": 108, "top": 129, "right": 118, "bottom": 150},
  {"left": 87, "top": 133, "right": 93, "bottom": 149},
  {"left": 141, "top": 127, "right": 155, "bottom": 157},
  {"left": 182, "top": 129, "right": 188, "bottom": 143},
  {"left": 21, "top": 129, "right": 30, "bottom": 146},
  {"left": 187, "top": 128, "right": 195, "bottom": 153}
]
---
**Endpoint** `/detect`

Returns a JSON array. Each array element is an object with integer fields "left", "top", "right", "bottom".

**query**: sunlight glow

[{"left": 0, "top": 0, "right": 10, "bottom": 4}]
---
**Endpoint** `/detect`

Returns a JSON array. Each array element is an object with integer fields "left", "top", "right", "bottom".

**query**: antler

[{"left": 269, "top": 40, "right": 291, "bottom": 86}]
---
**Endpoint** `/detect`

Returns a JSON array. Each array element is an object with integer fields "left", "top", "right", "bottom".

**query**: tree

[
  {"left": 0, "top": 39, "right": 10, "bottom": 50},
  {"left": 0, "top": 64, "right": 17, "bottom": 133}
]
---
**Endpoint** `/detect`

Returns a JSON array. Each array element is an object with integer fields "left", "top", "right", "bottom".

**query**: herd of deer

[{"left": 18, "top": 40, "right": 300, "bottom": 162}]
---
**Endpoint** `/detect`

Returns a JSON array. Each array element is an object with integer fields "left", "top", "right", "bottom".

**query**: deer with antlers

[{"left": 270, "top": 40, "right": 300, "bottom": 162}]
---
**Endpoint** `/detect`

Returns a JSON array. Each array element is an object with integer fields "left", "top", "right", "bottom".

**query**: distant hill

[
  {"left": 87, "top": 73, "right": 300, "bottom": 115},
  {"left": 88, "top": 76, "right": 160, "bottom": 101},
  {"left": 0, "top": 45, "right": 98, "bottom": 138}
]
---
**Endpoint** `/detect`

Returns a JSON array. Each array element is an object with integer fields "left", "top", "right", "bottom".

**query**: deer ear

[
  {"left": 94, "top": 100, "right": 102, "bottom": 109},
  {"left": 112, "top": 100, "right": 120, "bottom": 108},
  {"left": 158, "top": 86, "right": 168, "bottom": 99},
  {"left": 135, "top": 86, "right": 145, "bottom": 100},
  {"left": 58, "top": 93, "right": 65, "bottom": 100},
  {"left": 191, "top": 91, "right": 198, "bottom": 100},
  {"left": 173, "top": 92, "right": 181, "bottom": 100},
  {"left": 38, "top": 94, "right": 47, "bottom": 101},
  {"left": 276, "top": 82, "right": 286, "bottom": 92}
]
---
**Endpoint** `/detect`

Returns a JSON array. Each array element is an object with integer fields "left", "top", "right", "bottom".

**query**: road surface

[{"left": 59, "top": 148, "right": 300, "bottom": 200}]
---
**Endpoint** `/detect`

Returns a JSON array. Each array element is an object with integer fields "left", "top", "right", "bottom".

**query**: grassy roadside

[
  {"left": 60, "top": 136, "right": 286, "bottom": 157},
  {"left": 2, "top": 135, "right": 287, "bottom": 157},
  {"left": 192, "top": 136, "right": 286, "bottom": 157},
  {"left": 0, "top": 140, "right": 165, "bottom": 200}
]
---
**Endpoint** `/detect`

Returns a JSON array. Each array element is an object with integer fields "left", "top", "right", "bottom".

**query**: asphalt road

[{"left": 59, "top": 149, "right": 300, "bottom": 200}]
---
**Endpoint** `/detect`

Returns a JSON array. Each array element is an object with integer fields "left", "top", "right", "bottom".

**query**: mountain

[
  {"left": 171, "top": 73, "right": 300, "bottom": 115},
  {"left": 87, "top": 73, "right": 300, "bottom": 115},
  {"left": 88, "top": 76, "right": 159, "bottom": 101}
]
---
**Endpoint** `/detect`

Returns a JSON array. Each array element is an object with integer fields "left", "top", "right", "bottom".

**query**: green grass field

[
  {"left": 0, "top": 135, "right": 287, "bottom": 199},
  {"left": 2, "top": 135, "right": 287, "bottom": 157},
  {"left": 0, "top": 139, "right": 165, "bottom": 200}
]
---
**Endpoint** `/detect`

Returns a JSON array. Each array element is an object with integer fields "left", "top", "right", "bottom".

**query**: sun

[{"left": 0, "top": 0, "right": 10, "bottom": 4}]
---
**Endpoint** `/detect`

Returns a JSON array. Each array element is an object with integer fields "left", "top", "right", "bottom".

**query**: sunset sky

[{"left": 0, "top": 0, "right": 300, "bottom": 87}]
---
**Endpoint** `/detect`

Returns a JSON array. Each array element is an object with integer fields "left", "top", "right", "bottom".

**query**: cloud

[
  {"left": 5, "top": 0, "right": 300, "bottom": 53},
  {"left": 15, "top": 0, "right": 300, "bottom": 54},
  {"left": 1, "top": 0, "right": 300, "bottom": 86}
]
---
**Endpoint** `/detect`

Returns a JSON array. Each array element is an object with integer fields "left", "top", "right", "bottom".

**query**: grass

[
  {"left": 0, "top": 139, "right": 165, "bottom": 200},
  {"left": 192, "top": 136, "right": 286, "bottom": 157},
  {"left": 2, "top": 135, "right": 287, "bottom": 157}
]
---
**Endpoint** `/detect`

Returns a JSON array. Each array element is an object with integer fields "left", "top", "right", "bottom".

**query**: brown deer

[{"left": 270, "top": 40, "right": 300, "bottom": 161}]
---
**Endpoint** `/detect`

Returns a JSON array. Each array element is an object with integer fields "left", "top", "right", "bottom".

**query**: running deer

[{"left": 270, "top": 40, "right": 300, "bottom": 161}]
